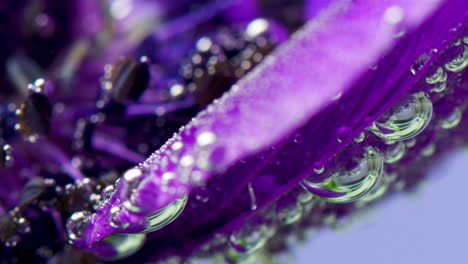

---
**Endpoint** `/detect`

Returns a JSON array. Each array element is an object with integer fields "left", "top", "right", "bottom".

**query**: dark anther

[
  {"left": 181, "top": 43, "right": 237, "bottom": 107},
  {"left": 16, "top": 92, "right": 52, "bottom": 139},
  {"left": 103, "top": 57, "right": 150, "bottom": 105},
  {"left": 0, "top": 214, "right": 17, "bottom": 242},
  {"left": 20, "top": 178, "right": 47, "bottom": 206},
  {"left": 73, "top": 118, "right": 95, "bottom": 152}
]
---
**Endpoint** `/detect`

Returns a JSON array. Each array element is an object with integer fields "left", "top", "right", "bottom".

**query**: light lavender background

[{"left": 295, "top": 149, "right": 467, "bottom": 264}]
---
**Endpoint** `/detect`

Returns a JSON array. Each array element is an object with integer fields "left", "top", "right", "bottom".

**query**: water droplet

[
  {"left": 4, "top": 235, "right": 20, "bottom": 248},
  {"left": 197, "top": 131, "right": 217, "bottom": 147},
  {"left": 246, "top": 18, "right": 270, "bottom": 39},
  {"left": 405, "top": 138, "right": 416, "bottom": 148},
  {"left": 336, "top": 126, "right": 351, "bottom": 143},
  {"left": 421, "top": 143, "right": 435, "bottom": 157},
  {"left": 313, "top": 163, "right": 325, "bottom": 174},
  {"left": 0, "top": 144, "right": 13, "bottom": 168},
  {"left": 445, "top": 45, "right": 468, "bottom": 72},
  {"left": 331, "top": 92, "right": 342, "bottom": 101},
  {"left": 430, "top": 82, "right": 447, "bottom": 93},
  {"left": 67, "top": 211, "right": 92, "bottom": 242},
  {"left": 369, "top": 92, "right": 433, "bottom": 141},
  {"left": 383, "top": 142, "right": 406, "bottom": 164},
  {"left": 140, "top": 195, "right": 188, "bottom": 233},
  {"left": 276, "top": 199, "right": 303, "bottom": 225},
  {"left": 293, "top": 133, "right": 303, "bottom": 143},
  {"left": 195, "top": 188, "right": 210, "bottom": 203},
  {"left": 394, "top": 29, "right": 406, "bottom": 38},
  {"left": 439, "top": 107, "right": 462, "bottom": 129},
  {"left": 230, "top": 223, "right": 270, "bottom": 253},
  {"left": 101, "top": 185, "right": 115, "bottom": 202},
  {"left": 410, "top": 54, "right": 430, "bottom": 75},
  {"left": 16, "top": 217, "right": 31, "bottom": 234},
  {"left": 297, "top": 188, "right": 314, "bottom": 204},
  {"left": 383, "top": 6, "right": 404, "bottom": 25},
  {"left": 302, "top": 147, "right": 383, "bottom": 203},
  {"left": 109, "top": 206, "right": 129, "bottom": 229},
  {"left": 354, "top": 132, "right": 365, "bottom": 143},
  {"left": 100, "top": 233, "right": 146, "bottom": 261},
  {"left": 122, "top": 168, "right": 145, "bottom": 213},
  {"left": 426, "top": 67, "right": 447, "bottom": 84}
]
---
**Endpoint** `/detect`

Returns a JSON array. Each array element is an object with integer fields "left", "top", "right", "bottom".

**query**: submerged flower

[{"left": 0, "top": 0, "right": 467, "bottom": 263}]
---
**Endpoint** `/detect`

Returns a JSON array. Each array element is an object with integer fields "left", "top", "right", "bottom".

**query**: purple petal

[{"left": 74, "top": 1, "right": 467, "bottom": 259}]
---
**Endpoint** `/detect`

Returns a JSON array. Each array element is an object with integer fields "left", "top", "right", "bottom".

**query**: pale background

[{"left": 296, "top": 149, "right": 467, "bottom": 264}]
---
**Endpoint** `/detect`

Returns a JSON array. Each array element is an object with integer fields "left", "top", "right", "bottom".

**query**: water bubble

[
  {"left": 276, "top": 199, "right": 303, "bottom": 225},
  {"left": 313, "top": 163, "right": 325, "bottom": 174},
  {"left": 445, "top": 45, "right": 468, "bottom": 72},
  {"left": 357, "top": 172, "right": 396, "bottom": 205},
  {"left": 383, "top": 141, "right": 406, "bottom": 164},
  {"left": 410, "top": 54, "right": 430, "bottom": 75},
  {"left": 16, "top": 217, "right": 31, "bottom": 234},
  {"left": 354, "top": 132, "right": 365, "bottom": 143},
  {"left": 67, "top": 211, "right": 92, "bottom": 242},
  {"left": 405, "top": 138, "right": 417, "bottom": 148},
  {"left": 426, "top": 67, "right": 447, "bottom": 84},
  {"left": 336, "top": 126, "right": 351, "bottom": 143},
  {"left": 110, "top": 206, "right": 129, "bottom": 229},
  {"left": 421, "top": 143, "right": 435, "bottom": 157},
  {"left": 439, "top": 107, "right": 462, "bottom": 129},
  {"left": 293, "top": 133, "right": 303, "bottom": 143},
  {"left": 297, "top": 188, "right": 314, "bottom": 204},
  {"left": 122, "top": 168, "right": 145, "bottom": 213},
  {"left": 302, "top": 147, "right": 383, "bottom": 203},
  {"left": 195, "top": 188, "right": 210, "bottom": 203},
  {"left": 230, "top": 223, "right": 270, "bottom": 253},
  {"left": 140, "top": 195, "right": 188, "bottom": 233},
  {"left": 430, "top": 82, "right": 447, "bottom": 93},
  {"left": 369, "top": 92, "right": 433, "bottom": 141},
  {"left": 4, "top": 235, "right": 20, "bottom": 248},
  {"left": 101, "top": 185, "right": 115, "bottom": 202},
  {"left": 100, "top": 233, "right": 146, "bottom": 261},
  {"left": 197, "top": 131, "right": 216, "bottom": 147}
]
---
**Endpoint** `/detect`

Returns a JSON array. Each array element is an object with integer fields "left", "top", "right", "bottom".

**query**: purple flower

[{"left": 0, "top": 0, "right": 467, "bottom": 263}]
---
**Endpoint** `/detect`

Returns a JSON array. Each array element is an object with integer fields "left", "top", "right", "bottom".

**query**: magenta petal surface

[{"left": 75, "top": 0, "right": 468, "bottom": 258}]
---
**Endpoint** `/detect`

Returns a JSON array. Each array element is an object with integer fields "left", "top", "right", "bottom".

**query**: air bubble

[
  {"left": 276, "top": 199, "right": 303, "bottom": 225},
  {"left": 369, "top": 92, "right": 433, "bottom": 141},
  {"left": 354, "top": 132, "right": 365, "bottom": 143},
  {"left": 293, "top": 133, "right": 303, "bottom": 143},
  {"left": 4, "top": 235, "right": 20, "bottom": 248},
  {"left": 421, "top": 143, "right": 435, "bottom": 157},
  {"left": 336, "top": 126, "right": 351, "bottom": 143},
  {"left": 100, "top": 233, "right": 146, "bottom": 261},
  {"left": 383, "top": 141, "right": 406, "bottom": 164},
  {"left": 405, "top": 138, "right": 416, "bottom": 148},
  {"left": 67, "top": 211, "right": 92, "bottom": 242},
  {"left": 313, "top": 163, "right": 325, "bottom": 174},
  {"left": 139, "top": 195, "right": 188, "bottom": 233},
  {"left": 445, "top": 45, "right": 468, "bottom": 72},
  {"left": 439, "top": 107, "right": 462, "bottom": 129},
  {"left": 430, "top": 82, "right": 447, "bottom": 93},
  {"left": 230, "top": 223, "right": 270, "bottom": 253},
  {"left": 302, "top": 147, "right": 383, "bottom": 203},
  {"left": 122, "top": 168, "right": 145, "bottom": 213},
  {"left": 17, "top": 217, "right": 31, "bottom": 234},
  {"left": 425, "top": 67, "right": 447, "bottom": 84}
]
